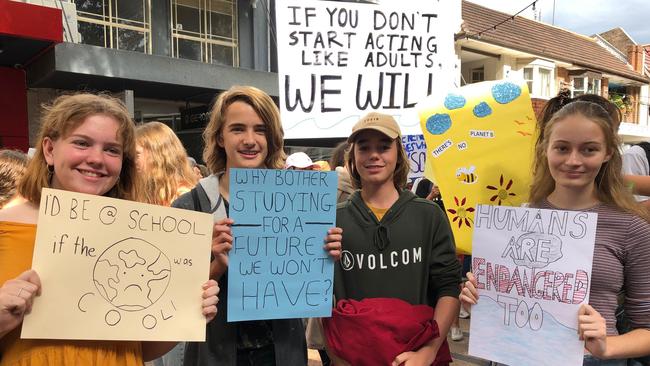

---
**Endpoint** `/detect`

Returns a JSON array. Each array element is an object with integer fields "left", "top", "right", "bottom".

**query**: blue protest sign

[
  {"left": 227, "top": 168, "right": 338, "bottom": 321},
  {"left": 401, "top": 134, "right": 427, "bottom": 185}
]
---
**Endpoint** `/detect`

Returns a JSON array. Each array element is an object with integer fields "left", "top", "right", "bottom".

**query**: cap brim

[
  {"left": 348, "top": 126, "right": 399, "bottom": 142},
  {"left": 285, "top": 162, "right": 318, "bottom": 169}
]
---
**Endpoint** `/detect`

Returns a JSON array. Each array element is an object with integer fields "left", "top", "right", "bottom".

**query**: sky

[{"left": 466, "top": 0, "right": 650, "bottom": 45}]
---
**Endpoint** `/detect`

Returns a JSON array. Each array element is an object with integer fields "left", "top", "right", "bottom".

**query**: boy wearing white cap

[{"left": 285, "top": 152, "right": 318, "bottom": 170}]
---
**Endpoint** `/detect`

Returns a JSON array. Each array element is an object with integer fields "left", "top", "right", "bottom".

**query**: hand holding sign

[
  {"left": 459, "top": 272, "right": 479, "bottom": 309},
  {"left": 0, "top": 270, "right": 41, "bottom": 337},
  {"left": 201, "top": 279, "right": 220, "bottom": 323},
  {"left": 578, "top": 304, "right": 607, "bottom": 358},
  {"left": 210, "top": 218, "right": 234, "bottom": 280},
  {"left": 323, "top": 227, "right": 343, "bottom": 261}
]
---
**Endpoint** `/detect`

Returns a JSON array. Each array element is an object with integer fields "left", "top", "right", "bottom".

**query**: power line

[{"left": 467, "top": 1, "right": 538, "bottom": 40}]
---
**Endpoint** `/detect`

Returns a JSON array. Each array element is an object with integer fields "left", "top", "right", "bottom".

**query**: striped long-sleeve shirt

[{"left": 540, "top": 200, "right": 650, "bottom": 334}]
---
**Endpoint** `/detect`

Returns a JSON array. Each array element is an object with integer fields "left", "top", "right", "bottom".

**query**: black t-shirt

[{"left": 223, "top": 199, "right": 275, "bottom": 350}]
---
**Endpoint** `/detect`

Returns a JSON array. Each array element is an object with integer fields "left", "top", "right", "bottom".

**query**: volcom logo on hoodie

[{"left": 340, "top": 248, "right": 422, "bottom": 271}]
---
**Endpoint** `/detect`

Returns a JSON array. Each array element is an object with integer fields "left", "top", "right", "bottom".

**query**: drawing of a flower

[
  {"left": 447, "top": 196, "right": 475, "bottom": 229},
  {"left": 486, "top": 174, "right": 517, "bottom": 205}
]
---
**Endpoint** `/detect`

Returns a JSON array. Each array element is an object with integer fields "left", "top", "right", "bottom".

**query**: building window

[
  {"left": 571, "top": 76, "right": 601, "bottom": 97},
  {"left": 471, "top": 67, "right": 484, "bottom": 84},
  {"left": 71, "top": 0, "right": 152, "bottom": 53},
  {"left": 523, "top": 67, "right": 533, "bottom": 94},
  {"left": 539, "top": 68, "right": 551, "bottom": 97},
  {"left": 521, "top": 65, "right": 554, "bottom": 98},
  {"left": 171, "top": 0, "right": 238, "bottom": 66},
  {"left": 592, "top": 79, "right": 602, "bottom": 95}
]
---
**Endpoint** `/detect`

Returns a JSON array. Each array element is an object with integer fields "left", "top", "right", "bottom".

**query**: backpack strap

[
  {"left": 211, "top": 194, "right": 223, "bottom": 214},
  {"left": 190, "top": 186, "right": 203, "bottom": 212},
  {"left": 190, "top": 184, "right": 224, "bottom": 215}
]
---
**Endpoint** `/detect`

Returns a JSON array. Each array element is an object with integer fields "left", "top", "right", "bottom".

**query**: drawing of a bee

[{"left": 456, "top": 166, "right": 477, "bottom": 184}]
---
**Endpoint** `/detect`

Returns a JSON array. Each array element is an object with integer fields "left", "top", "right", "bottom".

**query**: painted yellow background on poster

[{"left": 417, "top": 80, "right": 536, "bottom": 254}]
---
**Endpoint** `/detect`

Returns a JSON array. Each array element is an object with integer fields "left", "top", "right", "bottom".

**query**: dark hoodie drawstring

[
  {"left": 374, "top": 224, "right": 390, "bottom": 251},
  {"left": 353, "top": 190, "right": 416, "bottom": 252}
]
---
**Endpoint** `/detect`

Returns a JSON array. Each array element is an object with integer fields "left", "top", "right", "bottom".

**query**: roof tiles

[{"left": 460, "top": 1, "right": 649, "bottom": 83}]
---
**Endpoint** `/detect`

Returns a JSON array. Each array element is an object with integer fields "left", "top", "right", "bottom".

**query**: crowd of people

[{"left": 0, "top": 84, "right": 649, "bottom": 366}]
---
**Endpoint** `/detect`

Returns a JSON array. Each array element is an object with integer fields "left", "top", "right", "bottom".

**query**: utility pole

[{"left": 552, "top": 0, "right": 556, "bottom": 25}]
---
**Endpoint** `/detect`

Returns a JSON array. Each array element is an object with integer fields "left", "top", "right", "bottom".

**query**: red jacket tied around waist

[{"left": 323, "top": 297, "right": 452, "bottom": 366}]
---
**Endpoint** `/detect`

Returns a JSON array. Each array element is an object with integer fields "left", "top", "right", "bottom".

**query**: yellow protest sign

[{"left": 417, "top": 80, "right": 536, "bottom": 254}]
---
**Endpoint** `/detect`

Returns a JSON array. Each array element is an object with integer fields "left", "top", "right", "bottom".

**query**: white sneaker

[
  {"left": 450, "top": 326, "right": 464, "bottom": 341},
  {"left": 459, "top": 307, "right": 470, "bottom": 319}
]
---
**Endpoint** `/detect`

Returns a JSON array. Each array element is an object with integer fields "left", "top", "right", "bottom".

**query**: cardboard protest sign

[
  {"left": 276, "top": 0, "right": 461, "bottom": 138},
  {"left": 401, "top": 134, "right": 427, "bottom": 186},
  {"left": 227, "top": 168, "right": 338, "bottom": 321},
  {"left": 468, "top": 205, "right": 596, "bottom": 366},
  {"left": 417, "top": 80, "right": 537, "bottom": 254},
  {"left": 22, "top": 188, "right": 212, "bottom": 341}
]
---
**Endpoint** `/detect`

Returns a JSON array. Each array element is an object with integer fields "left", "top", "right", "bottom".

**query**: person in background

[
  {"left": 136, "top": 122, "right": 198, "bottom": 206},
  {"left": 312, "top": 160, "right": 331, "bottom": 171},
  {"left": 461, "top": 101, "right": 650, "bottom": 365},
  {"left": 413, "top": 178, "right": 469, "bottom": 342},
  {"left": 329, "top": 141, "right": 354, "bottom": 203},
  {"left": 284, "top": 151, "right": 318, "bottom": 170},
  {"left": 0, "top": 149, "right": 28, "bottom": 209},
  {"left": 134, "top": 121, "right": 199, "bottom": 366},
  {"left": 172, "top": 85, "right": 342, "bottom": 366},
  {"left": 186, "top": 157, "right": 202, "bottom": 180},
  {"left": 413, "top": 178, "right": 443, "bottom": 206},
  {"left": 325, "top": 112, "right": 461, "bottom": 366},
  {"left": 621, "top": 142, "right": 650, "bottom": 207},
  {"left": 284, "top": 151, "right": 332, "bottom": 365},
  {"left": 0, "top": 93, "right": 219, "bottom": 366},
  {"left": 196, "top": 164, "right": 209, "bottom": 178}
]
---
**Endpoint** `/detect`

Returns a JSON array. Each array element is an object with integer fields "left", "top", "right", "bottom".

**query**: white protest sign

[
  {"left": 22, "top": 188, "right": 212, "bottom": 341},
  {"left": 468, "top": 205, "right": 597, "bottom": 366},
  {"left": 401, "top": 134, "right": 427, "bottom": 185},
  {"left": 276, "top": 0, "right": 461, "bottom": 138}
]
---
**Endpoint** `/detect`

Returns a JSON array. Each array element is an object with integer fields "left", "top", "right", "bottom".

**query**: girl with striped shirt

[{"left": 461, "top": 101, "right": 650, "bottom": 365}]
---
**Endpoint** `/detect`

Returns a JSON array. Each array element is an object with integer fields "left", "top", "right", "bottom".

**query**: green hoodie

[{"left": 334, "top": 189, "right": 462, "bottom": 307}]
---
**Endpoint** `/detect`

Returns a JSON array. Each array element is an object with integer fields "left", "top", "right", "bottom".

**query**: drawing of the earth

[{"left": 93, "top": 238, "right": 171, "bottom": 311}]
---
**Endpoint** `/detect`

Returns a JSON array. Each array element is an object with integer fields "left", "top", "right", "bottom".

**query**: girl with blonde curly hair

[{"left": 135, "top": 122, "right": 197, "bottom": 206}]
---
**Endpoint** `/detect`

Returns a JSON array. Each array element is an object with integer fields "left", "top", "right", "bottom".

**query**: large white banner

[
  {"left": 275, "top": 0, "right": 461, "bottom": 138},
  {"left": 468, "top": 205, "right": 597, "bottom": 366}
]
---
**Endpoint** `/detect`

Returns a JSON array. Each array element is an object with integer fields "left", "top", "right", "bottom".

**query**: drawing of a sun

[
  {"left": 447, "top": 196, "right": 475, "bottom": 228},
  {"left": 486, "top": 174, "right": 517, "bottom": 205}
]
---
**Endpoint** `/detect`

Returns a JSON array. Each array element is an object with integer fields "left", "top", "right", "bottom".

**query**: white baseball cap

[{"left": 285, "top": 152, "right": 316, "bottom": 169}]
